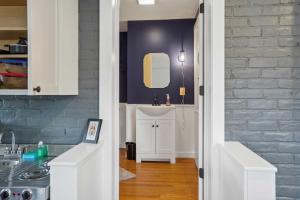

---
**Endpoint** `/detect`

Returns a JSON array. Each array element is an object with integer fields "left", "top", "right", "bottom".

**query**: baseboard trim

[
  {"left": 176, "top": 152, "right": 196, "bottom": 158},
  {"left": 118, "top": 147, "right": 198, "bottom": 159},
  {"left": 119, "top": 143, "right": 126, "bottom": 149},
  {"left": 119, "top": 148, "right": 196, "bottom": 159}
]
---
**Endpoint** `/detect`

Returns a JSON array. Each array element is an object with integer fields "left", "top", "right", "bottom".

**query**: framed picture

[{"left": 83, "top": 119, "right": 102, "bottom": 144}]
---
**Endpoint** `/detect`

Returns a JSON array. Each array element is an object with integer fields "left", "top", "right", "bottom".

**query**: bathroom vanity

[{"left": 136, "top": 105, "right": 176, "bottom": 164}]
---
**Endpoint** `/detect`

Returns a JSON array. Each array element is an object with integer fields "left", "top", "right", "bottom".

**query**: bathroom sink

[{"left": 137, "top": 105, "right": 175, "bottom": 116}]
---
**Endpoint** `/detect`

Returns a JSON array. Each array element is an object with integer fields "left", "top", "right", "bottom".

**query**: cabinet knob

[
  {"left": 156, "top": 125, "right": 159, "bottom": 128},
  {"left": 33, "top": 86, "right": 41, "bottom": 93},
  {"left": 152, "top": 125, "right": 155, "bottom": 128}
]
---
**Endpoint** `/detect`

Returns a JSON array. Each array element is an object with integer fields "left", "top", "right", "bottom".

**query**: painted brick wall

[
  {"left": 0, "top": 0, "right": 99, "bottom": 145},
  {"left": 225, "top": 0, "right": 300, "bottom": 199}
]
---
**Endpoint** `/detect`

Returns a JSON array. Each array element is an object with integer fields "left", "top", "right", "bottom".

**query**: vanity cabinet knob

[
  {"left": 152, "top": 125, "right": 155, "bottom": 128},
  {"left": 33, "top": 86, "right": 41, "bottom": 93},
  {"left": 156, "top": 125, "right": 159, "bottom": 128}
]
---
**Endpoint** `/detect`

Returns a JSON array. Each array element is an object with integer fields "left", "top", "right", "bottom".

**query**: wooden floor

[{"left": 120, "top": 149, "right": 198, "bottom": 200}]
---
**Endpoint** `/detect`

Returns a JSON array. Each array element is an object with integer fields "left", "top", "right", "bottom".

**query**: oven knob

[
  {"left": 21, "top": 190, "right": 32, "bottom": 200},
  {"left": 0, "top": 189, "right": 11, "bottom": 200}
]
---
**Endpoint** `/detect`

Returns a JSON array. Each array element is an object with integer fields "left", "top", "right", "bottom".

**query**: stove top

[
  {"left": 18, "top": 165, "right": 49, "bottom": 181},
  {"left": 0, "top": 159, "right": 50, "bottom": 200}
]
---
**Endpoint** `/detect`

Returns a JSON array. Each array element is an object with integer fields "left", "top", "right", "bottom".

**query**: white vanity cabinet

[
  {"left": 0, "top": 0, "right": 78, "bottom": 95},
  {"left": 136, "top": 106, "right": 176, "bottom": 164},
  {"left": 136, "top": 120, "right": 156, "bottom": 154}
]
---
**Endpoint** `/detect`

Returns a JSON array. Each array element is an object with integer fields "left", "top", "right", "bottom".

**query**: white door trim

[
  {"left": 98, "top": 0, "right": 225, "bottom": 199},
  {"left": 203, "top": 0, "right": 225, "bottom": 200},
  {"left": 99, "top": 0, "right": 120, "bottom": 199},
  {"left": 195, "top": 1, "right": 205, "bottom": 199}
]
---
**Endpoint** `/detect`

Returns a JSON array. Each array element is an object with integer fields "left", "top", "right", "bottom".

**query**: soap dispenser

[
  {"left": 166, "top": 94, "right": 171, "bottom": 106},
  {"left": 37, "top": 141, "right": 48, "bottom": 158}
]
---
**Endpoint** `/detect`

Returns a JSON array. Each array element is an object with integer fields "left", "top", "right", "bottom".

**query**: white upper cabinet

[{"left": 0, "top": 0, "right": 78, "bottom": 95}]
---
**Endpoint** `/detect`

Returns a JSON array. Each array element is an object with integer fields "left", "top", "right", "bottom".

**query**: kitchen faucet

[{"left": 0, "top": 130, "right": 17, "bottom": 156}]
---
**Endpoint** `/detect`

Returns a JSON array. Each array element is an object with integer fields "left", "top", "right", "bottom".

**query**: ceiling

[{"left": 120, "top": 0, "right": 199, "bottom": 31}]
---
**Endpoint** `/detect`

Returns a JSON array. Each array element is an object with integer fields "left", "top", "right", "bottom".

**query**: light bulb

[
  {"left": 137, "top": 0, "right": 155, "bottom": 5},
  {"left": 178, "top": 50, "right": 185, "bottom": 63}
]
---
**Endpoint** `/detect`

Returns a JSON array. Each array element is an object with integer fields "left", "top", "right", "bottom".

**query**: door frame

[
  {"left": 194, "top": 1, "right": 205, "bottom": 199},
  {"left": 98, "top": 0, "right": 225, "bottom": 199},
  {"left": 203, "top": 0, "right": 225, "bottom": 200}
]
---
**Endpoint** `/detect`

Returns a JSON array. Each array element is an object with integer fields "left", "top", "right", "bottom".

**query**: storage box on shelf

[
  {"left": 0, "top": 58, "right": 28, "bottom": 89},
  {"left": 0, "top": 0, "right": 27, "bottom": 6}
]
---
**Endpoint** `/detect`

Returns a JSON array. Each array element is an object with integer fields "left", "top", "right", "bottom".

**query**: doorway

[
  {"left": 118, "top": 0, "right": 203, "bottom": 199},
  {"left": 98, "top": 0, "right": 225, "bottom": 199}
]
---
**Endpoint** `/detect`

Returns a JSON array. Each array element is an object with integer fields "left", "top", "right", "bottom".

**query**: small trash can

[{"left": 126, "top": 142, "right": 136, "bottom": 160}]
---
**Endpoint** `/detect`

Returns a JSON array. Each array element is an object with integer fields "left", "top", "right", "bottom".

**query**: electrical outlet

[{"left": 180, "top": 87, "right": 186, "bottom": 96}]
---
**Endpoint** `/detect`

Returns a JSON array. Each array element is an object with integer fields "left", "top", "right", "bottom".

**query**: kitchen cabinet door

[
  {"left": 28, "top": 0, "right": 78, "bottom": 95},
  {"left": 28, "top": 0, "right": 57, "bottom": 95},
  {"left": 136, "top": 120, "right": 156, "bottom": 154},
  {"left": 156, "top": 120, "right": 174, "bottom": 154}
]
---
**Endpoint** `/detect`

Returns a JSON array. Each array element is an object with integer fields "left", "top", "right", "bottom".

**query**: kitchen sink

[{"left": 0, "top": 159, "right": 20, "bottom": 171}]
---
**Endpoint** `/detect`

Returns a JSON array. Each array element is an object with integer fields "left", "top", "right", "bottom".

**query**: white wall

[
  {"left": 221, "top": 142, "right": 277, "bottom": 200},
  {"left": 120, "top": 104, "right": 196, "bottom": 158},
  {"left": 50, "top": 143, "right": 103, "bottom": 200},
  {"left": 175, "top": 105, "right": 196, "bottom": 158}
]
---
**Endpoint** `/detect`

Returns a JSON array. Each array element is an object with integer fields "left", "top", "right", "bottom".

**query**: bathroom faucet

[
  {"left": 152, "top": 96, "right": 160, "bottom": 106},
  {"left": 0, "top": 130, "right": 16, "bottom": 156}
]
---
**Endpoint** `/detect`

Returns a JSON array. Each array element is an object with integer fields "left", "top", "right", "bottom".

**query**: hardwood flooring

[{"left": 120, "top": 149, "right": 198, "bottom": 200}]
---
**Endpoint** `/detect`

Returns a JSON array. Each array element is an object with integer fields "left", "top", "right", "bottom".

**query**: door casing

[{"left": 98, "top": 0, "right": 225, "bottom": 199}]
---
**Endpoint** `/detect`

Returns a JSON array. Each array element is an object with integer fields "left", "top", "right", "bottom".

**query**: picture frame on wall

[{"left": 82, "top": 119, "right": 102, "bottom": 144}]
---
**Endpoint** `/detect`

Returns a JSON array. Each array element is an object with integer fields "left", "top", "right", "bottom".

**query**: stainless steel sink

[{"left": 0, "top": 159, "right": 20, "bottom": 171}]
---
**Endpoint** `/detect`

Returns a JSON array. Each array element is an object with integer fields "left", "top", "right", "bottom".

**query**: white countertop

[
  {"left": 49, "top": 140, "right": 103, "bottom": 167},
  {"left": 136, "top": 105, "right": 176, "bottom": 109},
  {"left": 223, "top": 142, "right": 277, "bottom": 172}
]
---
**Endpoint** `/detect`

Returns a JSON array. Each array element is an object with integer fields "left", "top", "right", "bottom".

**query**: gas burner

[
  {"left": 41, "top": 162, "right": 50, "bottom": 169},
  {"left": 18, "top": 167, "right": 49, "bottom": 180},
  {"left": 0, "top": 160, "right": 50, "bottom": 200}
]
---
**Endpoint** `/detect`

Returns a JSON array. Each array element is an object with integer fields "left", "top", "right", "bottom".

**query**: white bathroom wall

[
  {"left": 120, "top": 104, "right": 196, "bottom": 158},
  {"left": 175, "top": 105, "right": 196, "bottom": 158}
]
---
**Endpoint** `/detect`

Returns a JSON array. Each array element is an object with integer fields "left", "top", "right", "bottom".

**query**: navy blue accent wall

[
  {"left": 127, "top": 19, "right": 195, "bottom": 104},
  {"left": 119, "top": 32, "right": 127, "bottom": 103}
]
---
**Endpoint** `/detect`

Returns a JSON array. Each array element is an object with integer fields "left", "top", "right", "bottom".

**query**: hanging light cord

[
  {"left": 180, "top": 33, "right": 185, "bottom": 105},
  {"left": 179, "top": 33, "right": 185, "bottom": 135},
  {"left": 180, "top": 55, "right": 185, "bottom": 137},
  {"left": 181, "top": 62, "right": 185, "bottom": 104}
]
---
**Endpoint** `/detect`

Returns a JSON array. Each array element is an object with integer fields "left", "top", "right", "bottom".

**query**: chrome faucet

[
  {"left": 0, "top": 130, "right": 17, "bottom": 156},
  {"left": 152, "top": 96, "right": 160, "bottom": 106}
]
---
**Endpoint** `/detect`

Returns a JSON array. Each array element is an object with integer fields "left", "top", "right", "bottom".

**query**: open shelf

[
  {"left": 0, "top": 27, "right": 27, "bottom": 31},
  {"left": 0, "top": 54, "right": 28, "bottom": 58},
  {"left": 0, "top": 0, "right": 26, "bottom": 6},
  {"left": 0, "top": 31, "right": 27, "bottom": 41},
  {"left": 0, "top": 89, "right": 27, "bottom": 95}
]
